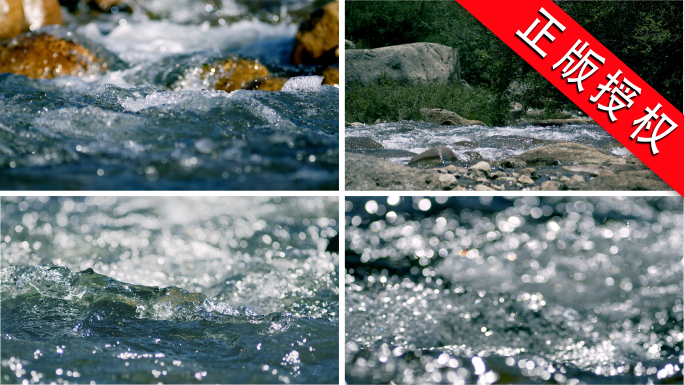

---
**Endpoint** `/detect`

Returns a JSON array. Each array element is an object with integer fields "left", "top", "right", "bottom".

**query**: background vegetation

[{"left": 346, "top": 1, "right": 683, "bottom": 125}]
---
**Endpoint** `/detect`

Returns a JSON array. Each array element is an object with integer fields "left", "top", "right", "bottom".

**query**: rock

[
  {"left": 346, "top": 42, "right": 460, "bottom": 86},
  {"left": 374, "top": 119, "right": 381, "bottom": 124},
  {"left": 541, "top": 181, "right": 561, "bottom": 191},
  {"left": 242, "top": 76, "right": 289, "bottom": 91},
  {"left": 488, "top": 184, "right": 505, "bottom": 191},
  {"left": 86, "top": 0, "right": 128, "bottom": 12},
  {"left": 443, "top": 165, "right": 458, "bottom": 174},
  {"left": 0, "top": 0, "right": 24, "bottom": 40},
  {"left": 22, "top": 0, "right": 62, "bottom": 31},
  {"left": 583, "top": 170, "right": 672, "bottom": 191},
  {"left": 349, "top": 122, "right": 364, "bottom": 127},
  {"left": 344, "top": 39, "right": 356, "bottom": 49},
  {"left": 464, "top": 151, "right": 482, "bottom": 161},
  {"left": 346, "top": 137, "right": 383, "bottom": 151},
  {"left": 346, "top": 152, "right": 442, "bottom": 191},
  {"left": 420, "top": 108, "right": 487, "bottom": 127},
  {"left": 562, "top": 164, "right": 612, "bottom": 176},
  {"left": 559, "top": 176, "right": 571, "bottom": 182},
  {"left": 209, "top": 58, "right": 270, "bottom": 92},
  {"left": 0, "top": 32, "right": 103, "bottom": 78},
  {"left": 505, "top": 142, "right": 621, "bottom": 166},
  {"left": 368, "top": 149, "right": 417, "bottom": 159},
  {"left": 469, "top": 161, "right": 491, "bottom": 178},
  {"left": 437, "top": 174, "right": 459, "bottom": 190},
  {"left": 501, "top": 159, "right": 527, "bottom": 168},
  {"left": 518, "top": 167, "right": 535, "bottom": 176},
  {"left": 474, "top": 184, "right": 496, "bottom": 191},
  {"left": 291, "top": 1, "right": 338, "bottom": 65},
  {"left": 517, "top": 175, "right": 534, "bottom": 185},
  {"left": 563, "top": 175, "right": 586, "bottom": 190},
  {"left": 408, "top": 146, "right": 458, "bottom": 165},
  {"left": 319, "top": 66, "right": 338, "bottom": 86}
]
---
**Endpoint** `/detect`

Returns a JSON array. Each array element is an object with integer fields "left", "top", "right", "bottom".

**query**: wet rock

[
  {"left": 443, "top": 165, "right": 463, "bottom": 175},
  {"left": 0, "top": 0, "right": 24, "bottom": 40},
  {"left": 563, "top": 175, "right": 586, "bottom": 190},
  {"left": 505, "top": 142, "right": 621, "bottom": 166},
  {"left": 209, "top": 58, "right": 270, "bottom": 92},
  {"left": 474, "top": 184, "right": 496, "bottom": 191},
  {"left": 319, "top": 66, "right": 338, "bottom": 86},
  {"left": 518, "top": 167, "right": 536, "bottom": 177},
  {"left": 242, "top": 76, "right": 288, "bottom": 91},
  {"left": 0, "top": 32, "right": 103, "bottom": 78},
  {"left": 562, "top": 164, "right": 613, "bottom": 176},
  {"left": 469, "top": 161, "right": 491, "bottom": 178},
  {"left": 22, "top": 0, "right": 63, "bottom": 31},
  {"left": 345, "top": 39, "right": 355, "bottom": 49},
  {"left": 346, "top": 152, "right": 442, "bottom": 191},
  {"left": 346, "top": 42, "right": 460, "bottom": 86},
  {"left": 501, "top": 159, "right": 527, "bottom": 168},
  {"left": 517, "top": 175, "right": 534, "bottom": 185},
  {"left": 584, "top": 170, "right": 672, "bottom": 191},
  {"left": 349, "top": 122, "right": 364, "bottom": 127},
  {"left": 346, "top": 137, "right": 383, "bottom": 151},
  {"left": 559, "top": 176, "right": 571, "bottom": 182},
  {"left": 369, "top": 149, "right": 417, "bottom": 159},
  {"left": 420, "top": 108, "right": 487, "bottom": 127},
  {"left": 463, "top": 151, "right": 482, "bottom": 161},
  {"left": 541, "top": 181, "right": 561, "bottom": 191},
  {"left": 291, "top": 1, "right": 338, "bottom": 65},
  {"left": 408, "top": 146, "right": 458, "bottom": 165},
  {"left": 437, "top": 173, "right": 458, "bottom": 190}
]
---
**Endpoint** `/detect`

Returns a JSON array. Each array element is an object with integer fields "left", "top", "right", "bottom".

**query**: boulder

[
  {"left": 420, "top": 108, "right": 487, "bottom": 127},
  {"left": 474, "top": 184, "right": 496, "bottom": 191},
  {"left": 346, "top": 42, "right": 460, "bottom": 86},
  {"left": 22, "top": 0, "right": 62, "bottom": 31},
  {"left": 437, "top": 174, "right": 459, "bottom": 190},
  {"left": 583, "top": 170, "right": 672, "bottom": 191},
  {"left": 0, "top": 0, "right": 24, "bottom": 40},
  {"left": 344, "top": 39, "right": 355, "bottom": 49},
  {"left": 291, "top": 1, "right": 338, "bottom": 65},
  {"left": 207, "top": 58, "right": 270, "bottom": 92},
  {"left": 242, "top": 76, "right": 289, "bottom": 91},
  {"left": 540, "top": 181, "right": 561, "bottom": 191},
  {"left": 517, "top": 175, "right": 534, "bottom": 185},
  {"left": 469, "top": 161, "right": 491, "bottom": 178},
  {"left": 408, "top": 146, "right": 458, "bottom": 165},
  {"left": 504, "top": 142, "right": 621, "bottom": 166},
  {"left": 0, "top": 32, "right": 103, "bottom": 78},
  {"left": 346, "top": 152, "right": 442, "bottom": 191}
]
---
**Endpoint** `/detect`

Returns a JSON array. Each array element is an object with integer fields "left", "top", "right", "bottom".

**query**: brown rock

[
  {"left": 291, "top": 1, "right": 338, "bottom": 65},
  {"left": 209, "top": 58, "right": 271, "bottom": 92},
  {"left": 319, "top": 66, "right": 338, "bottom": 86},
  {"left": 0, "top": 32, "right": 102, "bottom": 78},
  {"left": 21, "top": 0, "right": 62, "bottom": 31},
  {"left": 243, "top": 76, "right": 288, "bottom": 92},
  {"left": 0, "top": 0, "right": 24, "bottom": 40},
  {"left": 541, "top": 181, "right": 561, "bottom": 191},
  {"left": 474, "top": 184, "right": 496, "bottom": 191},
  {"left": 86, "top": 0, "right": 126, "bottom": 12}
]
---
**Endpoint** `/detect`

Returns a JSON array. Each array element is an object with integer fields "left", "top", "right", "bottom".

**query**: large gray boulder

[
  {"left": 346, "top": 42, "right": 460, "bottom": 86},
  {"left": 346, "top": 153, "right": 444, "bottom": 190}
]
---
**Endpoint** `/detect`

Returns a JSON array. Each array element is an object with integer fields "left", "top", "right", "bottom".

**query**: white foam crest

[
  {"left": 78, "top": 19, "right": 298, "bottom": 65},
  {"left": 282, "top": 76, "right": 324, "bottom": 92}
]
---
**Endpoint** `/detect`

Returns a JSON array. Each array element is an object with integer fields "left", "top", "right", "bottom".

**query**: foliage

[
  {"left": 345, "top": 80, "right": 498, "bottom": 126},
  {"left": 346, "top": 0, "right": 683, "bottom": 124}
]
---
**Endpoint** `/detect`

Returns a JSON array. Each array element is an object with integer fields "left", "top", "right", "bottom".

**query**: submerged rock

[
  {"left": 346, "top": 137, "right": 384, "bottom": 151},
  {"left": 420, "top": 108, "right": 487, "bottom": 127},
  {"left": 408, "top": 146, "right": 458, "bottom": 165},
  {"left": 291, "top": 0, "right": 338, "bottom": 65},
  {"left": 0, "top": 32, "right": 103, "bottom": 78},
  {"left": 207, "top": 58, "right": 270, "bottom": 92},
  {"left": 243, "top": 76, "right": 288, "bottom": 92}
]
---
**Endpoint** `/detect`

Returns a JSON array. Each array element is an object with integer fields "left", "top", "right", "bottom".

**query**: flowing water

[
  {"left": 0, "top": 1, "right": 339, "bottom": 190},
  {"left": 345, "top": 121, "right": 631, "bottom": 165},
  {"left": 345, "top": 196, "right": 683, "bottom": 384},
  {"left": 1, "top": 196, "right": 339, "bottom": 383}
]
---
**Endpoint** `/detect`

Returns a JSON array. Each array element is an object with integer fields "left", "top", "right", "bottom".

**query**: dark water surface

[
  {"left": 1, "top": 196, "right": 339, "bottom": 383},
  {"left": 0, "top": 1, "right": 339, "bottom": 190},
  {"left": 345, "top": 196, "right": 682, "bottom": 384}
]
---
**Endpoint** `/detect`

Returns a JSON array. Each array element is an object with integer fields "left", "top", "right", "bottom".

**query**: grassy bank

[{"left": 345, "top": 81, "right": 499, "bottom": 125}]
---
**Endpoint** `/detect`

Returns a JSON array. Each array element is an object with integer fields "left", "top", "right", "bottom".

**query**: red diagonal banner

[{"left": 455, "top": 0, "right": 682, "bottom": 195}]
